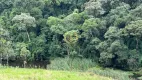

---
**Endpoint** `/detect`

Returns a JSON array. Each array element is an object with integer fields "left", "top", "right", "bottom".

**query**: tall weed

[{"left": 47, "top": 57, "right": 96, "bottom": 71}]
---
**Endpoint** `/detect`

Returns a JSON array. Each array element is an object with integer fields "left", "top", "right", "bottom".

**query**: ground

[{"left": 0, "top": 68, "right": 112, "bottom": 80}]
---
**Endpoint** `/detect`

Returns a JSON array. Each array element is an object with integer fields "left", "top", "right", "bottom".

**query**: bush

[{"left": 47, "top": 57, "right": 96, "bottom": 71}]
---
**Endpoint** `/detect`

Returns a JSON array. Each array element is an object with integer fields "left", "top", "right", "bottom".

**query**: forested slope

[{"left": 0, "top": 0, "right": 142, "bottom": 70}]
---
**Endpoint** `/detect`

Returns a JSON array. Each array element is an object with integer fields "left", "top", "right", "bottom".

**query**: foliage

[
  {"left": 1, "top": 0, "right": 142, "bottom": 71},
  {"left": 64, "top": 30, "right": 79, "bottom": 45}
]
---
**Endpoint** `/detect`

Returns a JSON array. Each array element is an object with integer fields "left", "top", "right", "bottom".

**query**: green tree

[
  {"left": 124, "top": 20, "right": 142, "bottom": 50},
  {"left": 12, "top": 13, "right": 36, "bottom": 42},
  {"left": 63, "top": 30, "right": 80, "bottom": 57},
  {"left": 20, "top": 47, "right": 31, "bottom": 67},
  {"left": 81, "top": 18, "right": 106, "bottom": 39},
  {"left": 0, "top": 25, "right": 14, "bottom": 65},
  {"left": 105, "top": 3, "right": 131, "bottom": 28},
  {"left": 84, "top": 0, "right": 105, "bottom": 17}
]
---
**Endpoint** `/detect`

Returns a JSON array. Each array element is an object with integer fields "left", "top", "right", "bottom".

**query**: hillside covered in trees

[{"left": 1, "top": 0, "right": 142, "bottom": 71}]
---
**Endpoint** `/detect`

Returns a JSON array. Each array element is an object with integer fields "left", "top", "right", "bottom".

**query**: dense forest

[{"left": 0, "top": 0, "right": 142, "bottom": 71}]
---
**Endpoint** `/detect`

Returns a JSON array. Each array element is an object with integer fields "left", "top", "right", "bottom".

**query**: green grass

[
  {"left": 87, "top": 67, "right": 133, "bottom": 80},
  {"left": 0, "top": 67, "right": 112, "bottom": 80}
]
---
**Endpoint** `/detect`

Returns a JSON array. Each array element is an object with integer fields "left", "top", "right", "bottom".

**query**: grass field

[{"left": 0, "top": 68, "right": 112, "bottom": 80}]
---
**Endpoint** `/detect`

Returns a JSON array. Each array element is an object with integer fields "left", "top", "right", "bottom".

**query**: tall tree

[{"left": 12, "top": 13, "right": 36, "bottom": 42}]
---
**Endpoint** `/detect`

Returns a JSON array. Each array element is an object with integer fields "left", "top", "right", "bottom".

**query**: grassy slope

[{"left": 0, "top": 68, "right": 112, "bottom": 80}]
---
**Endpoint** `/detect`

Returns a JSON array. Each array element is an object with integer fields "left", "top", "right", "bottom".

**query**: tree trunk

[
  {"left": 23, "top": 61, "right": 27, "bottom": 68},
  {"left": 23, "top": 56, "right": 27, "bottom": 68},
  {"left": 67, "top": 45, "right": 70, "bottom": 58},
  {"left": 136, "top": 38, "right": 139, "bottom": 50},
  {"left": 0, "top": 54, "right": 2, "bottom": 65},
  {"left": 7, "top": 54, "right": 9, "bottom": 66},
  {"left": 26, "top": 28, "right": 31, "bottom": 42}
]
